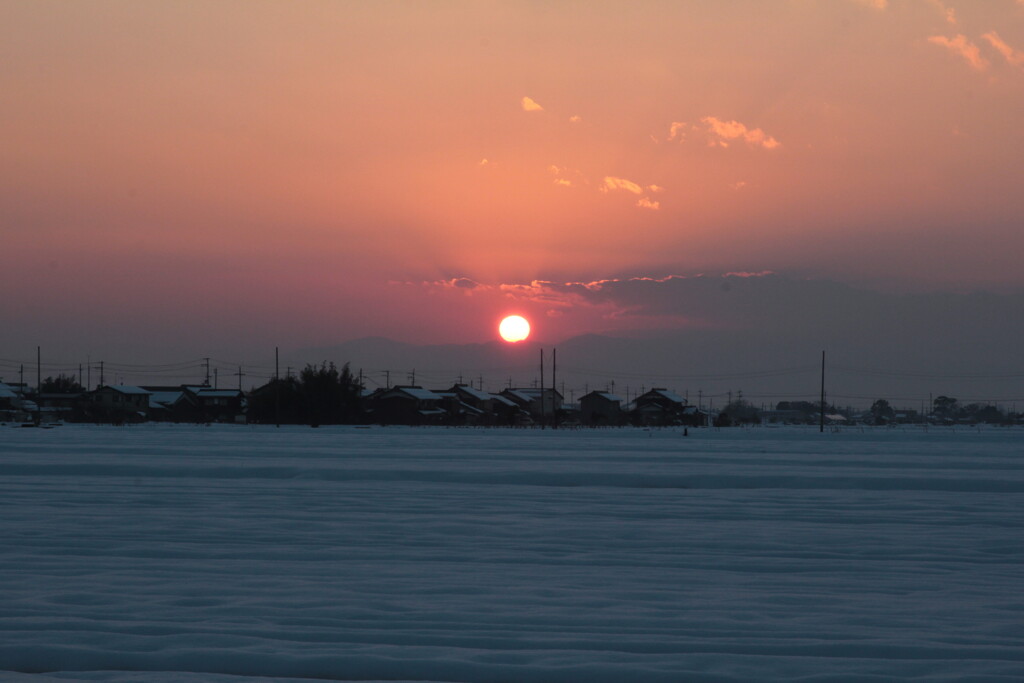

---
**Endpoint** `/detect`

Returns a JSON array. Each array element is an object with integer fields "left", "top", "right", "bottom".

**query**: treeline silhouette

[{"left": 247, "top": 362, "right": 363, "bottom": 426}]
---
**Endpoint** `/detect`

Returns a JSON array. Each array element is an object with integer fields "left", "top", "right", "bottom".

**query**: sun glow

[{"left": 499, "top": 315, "right": 531, "bottom": 343}]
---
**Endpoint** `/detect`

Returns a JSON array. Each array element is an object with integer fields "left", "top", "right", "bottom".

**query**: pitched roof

[
  {"left": 105, "top": 385, "right": 151, "bottom": 395},
  {"left": 452, "top": 384, "right": 492, "bottom": 401}
]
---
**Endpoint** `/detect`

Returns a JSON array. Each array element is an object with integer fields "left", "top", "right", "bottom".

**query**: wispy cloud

[
  {"left": 569, "top": 115, "right": 581, "bottom": 123},
  {"left": 928, "top": 34, "right": 989, "bottom": 71},
  {"left": 521, "top": 96, "right": 544, "bottom": 112},
  {"left": 600, "top": 176, "right": 662, "bottom": 211},
  {"left": 667, "top": 121, "right": 687, "bottom": 142},
  {"left": 701, "top": 117, "right": 781, "bottom": 149},
  {"left": 425, "top": 277, "right": 488, "bottom": 293},
  {"left": 983, "top": 31, "right": 1024, "bottom": 67},
  {"left": 850, "top": 0, "right": 887, "bottom": 9},
  {"left": 549, "top": 165, "right": 584, "bottom": 188},
  {"left": 601, "top": 176, "right": 645, "bottom": 194}
]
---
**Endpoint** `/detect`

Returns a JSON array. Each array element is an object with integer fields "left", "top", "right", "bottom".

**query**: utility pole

[
  {"left": 385, "top": 370, "right": 391, "bottom": 389},
  {"left": 552, "top": 347, "right": 557, "bottom": 429},
  {"left": 235, "top": 366, "right": 245, "bottom": 391},
  {"left": 409, "top": 369, "right": 416, "bottom": 385},
  {"left": 100, "top": 361, "right": 105, "bottom": 388},
  {"left": 820, "top": 350, "right": 826, "bottom": 433},
  {"left": 539, "top": 348, "right": 545, "bottom": 429},
  {"left": 203, "top": 358, "right": 211, "bottom": 386},
  {"left": 79, "top": 363, "right": 83, "bottom": 389},
  {"left": 275, "top": 347, "right": 280, "bottom": 428},
  {"left": 36, "top": 346, "right": 41, "bottom": 396},
  {"left": 87, "top": 355, "right": 91, "bottom": 390},
  {"left": 213, "top": 368, "right": 219, "bottom": 390}
]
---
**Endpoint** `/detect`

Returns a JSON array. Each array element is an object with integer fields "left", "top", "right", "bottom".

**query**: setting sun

[{"left": 498, "top": 315, "right": 531, "bottom": 343}]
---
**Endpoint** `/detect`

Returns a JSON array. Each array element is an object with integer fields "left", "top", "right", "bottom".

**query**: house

[
  {"left": 500, "top": 387, "right": 563, "bottom": 422},
  {"left": 579, "top": 391, "right": 623, "bottom": 426},
  {"left": 87, "top": 385, "right": 151, "bottom": 422},
  {"left": 184, "top": 386, "right": 247, "bottom": 423},
  {"left": 632, "top": 388, "right": 688, "bottom": 426},
  {"left": 0, "top": 382, "right": 32, "bottom": 422},
  {"left": 142, "top": 386, "right": 202, "bottom": 422},
  {"left": 370, "top": 386, "right": 447, "bottom": 425},
  {"left": 447, "top": 384, "right": 520, "bottom": 425}
]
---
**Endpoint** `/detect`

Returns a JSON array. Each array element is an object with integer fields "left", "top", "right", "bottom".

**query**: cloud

[
  {"left": 569, "top": 115, "right": 581, "bottom": 123},
  {"left": 983, "top": 31, "right": 1024, "bottom": 67},
  {"left": 425, "top": 278, "right": 489, "bottom": 293},
  {"left": 549, "top": 165, "right": 584, "bottom": 187},
  {"left": 599, "top": 176, "right": 664, "bottom": 210},
  {"left": 601, "top": 176, "right": 645, "bottom": 194},
  {"left": 667, "top": 121, "right": 688, "bottom": 142},
  {"left": 701, "top": 117, "right": 780, "bottom": 149},
  {"left": 851, "top": 0, "right": 887, "bottom": 8},
  {"left": 478, "top": 158, "right": 490, "bottom": 166},
  {"left": 521, "top": 96, "right": 544, "bottom": 112},
  {"left": 928, "top": 34, "right": 989, "bottom": 71}
]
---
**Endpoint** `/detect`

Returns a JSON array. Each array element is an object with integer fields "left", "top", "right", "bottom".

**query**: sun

[{"left": 499, "top": 315, "right": 531, "bottom": 343}]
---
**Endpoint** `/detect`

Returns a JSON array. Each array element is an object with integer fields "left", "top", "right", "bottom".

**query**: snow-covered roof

[
  {"left": 491, "top": 395, "right": 517, "bottom": 407},
  {"left": 453, "top": 384, "right": 492, "bottom": 402},
  {"left": 641, "top": 388, "right": 685, "bottom": 405},
  {"left": 106, "top": 385, "right": 151, "bottom": 395},
  {"left": 148, "top": 391, "right": 185, "bottom": 406},
  {"left": 0, "top": 384, "right": 18, "bottom": 399},
  {"left": 385, "top": 387, "right": 440, "bottom": 401},
  {"left": 503, "top": 389, "right": 535, "bottom": 404}
]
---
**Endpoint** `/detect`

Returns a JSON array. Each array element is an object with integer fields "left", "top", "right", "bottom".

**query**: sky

[{"left": 2, "top": 0, "right": 1024, "bottom": 398}]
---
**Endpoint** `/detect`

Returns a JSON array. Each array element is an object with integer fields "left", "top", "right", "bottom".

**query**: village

[{"left": 1, "top": 367, "right": 1019, "bottom": 428}]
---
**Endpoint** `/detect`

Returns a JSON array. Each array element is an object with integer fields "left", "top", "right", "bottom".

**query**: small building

[
  {"left": 184, "top": 387, "right": 247, "bottom": 423},
  {"left": 579, "top": 391, "right": 623, "bottom": 426},
  {"left": 142, "top": 386, "right": 201, "bottom": 422},
  {"left": 500, "top": 387, "right": 563, "bottom": 422},
  {"left": 88, "top": 385, "right": 151, "bottom": 422},
  {"left": 370, "top": 386, "right": 447, "bottom": 425},
  {"left": 632, "top": 388, "right": 688, "bottom": 426}
]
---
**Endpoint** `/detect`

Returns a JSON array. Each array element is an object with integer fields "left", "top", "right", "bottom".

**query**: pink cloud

[
  {"left": 667, "top": 121, "right": 687, "bottom": 142},
  {"left": 521, "top": 96, "right": 544, "bottom": 112},
  {"left": 928, "top": 34, "right": 989, "bottom": 71},
  {"left": 601, "top": 176, "right": 645, "bottom": 194},
  {"left": 983, "top": 31, "right": 1024, "bottom": 67},
  {"left": 701, "top": 117, "right": 780, "bottom": 149}
]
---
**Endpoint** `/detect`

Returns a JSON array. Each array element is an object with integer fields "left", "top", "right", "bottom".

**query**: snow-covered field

[{"left": 1, "top": 424, "right": 1022, "bottom": 682}]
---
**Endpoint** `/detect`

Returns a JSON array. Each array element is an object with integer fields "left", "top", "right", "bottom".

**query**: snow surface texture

[{"left": 1, "top": 424, "right": 1023, "bottom": 682}]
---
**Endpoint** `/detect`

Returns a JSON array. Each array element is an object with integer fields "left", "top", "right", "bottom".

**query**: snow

[{"left": 1, "top": 424, "right": 1023, "bottom": 681}]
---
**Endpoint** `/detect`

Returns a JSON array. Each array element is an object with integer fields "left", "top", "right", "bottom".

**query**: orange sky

[{"left": 3, "top": 0, "right": 1024, "bottom": 357}]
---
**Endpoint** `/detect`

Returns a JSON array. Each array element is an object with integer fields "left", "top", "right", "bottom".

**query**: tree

[
  {"left": 870, "top": 399, "right": 895, "bottom": 425},
  {"left": 932, "top": 395, "right": 960, "bottom": 422},
  {"left": 247, "top": 361, "right": 364, "bottom": 425},
  {"left": 718, "top": 399, "right": 760, "bottom": 426},
  {"left": 40, "top": 374, "right": 85, "bottom": 394}
]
